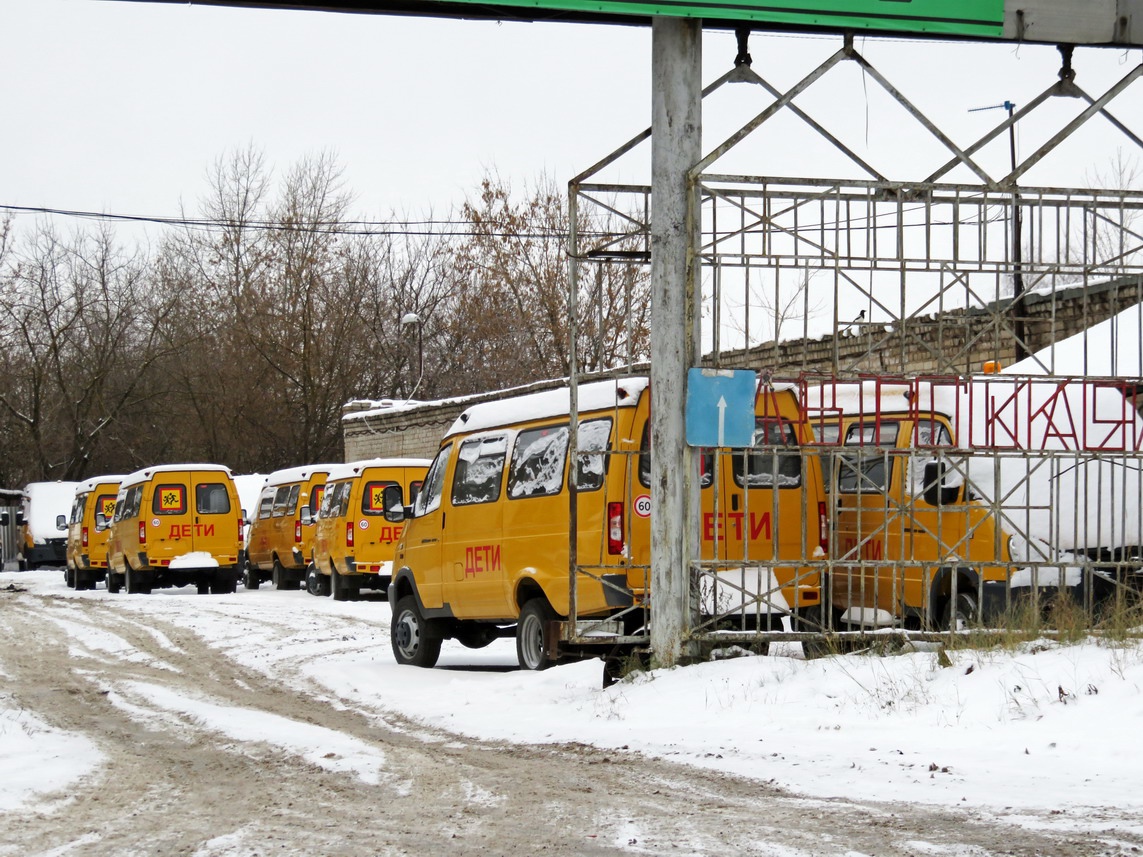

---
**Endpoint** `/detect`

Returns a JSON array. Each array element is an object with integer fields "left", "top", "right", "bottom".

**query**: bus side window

[
  {"left": 258, "top": 488, "right": 275, "bottom": 520},
  {"left": 453, "top": 435, "right": 508, "bottom": 506},
  {"left": 508, "top": 425, "right": 568, "bottom": 499},
  {"left": 575, "top": 419, "right": 613, "bottom": 492}
]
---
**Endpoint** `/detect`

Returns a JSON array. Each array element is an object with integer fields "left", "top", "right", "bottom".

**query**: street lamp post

[
  {"left": 969, "top": 100, "right": 1027, "bottom": 362},
  {"left": 400, "top": 312, "right": 423, "bottom": 394}
]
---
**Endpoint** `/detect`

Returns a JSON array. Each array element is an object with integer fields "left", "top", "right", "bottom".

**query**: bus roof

[
  {"left": 445, "top": 377, "right": 650, "bottom": 439},
  {"left": 263, "top": 465, "right": 339, "bottom": 489},
  {"left": 120, "top": 464, "right": 234, "bottom": 489},
  {"left": 324, "top": 458, "right": 434, "bottom": 484}
]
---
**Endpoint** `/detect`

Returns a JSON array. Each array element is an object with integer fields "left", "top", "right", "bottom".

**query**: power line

[{"left": 0, "top": 203, "right": 602, "bottom": 240}]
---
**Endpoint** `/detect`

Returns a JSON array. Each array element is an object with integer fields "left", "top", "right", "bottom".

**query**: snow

[
  {"left": 448, "top": 377, "right": 649, "bottom": 438},
  {"left": 4, "top": 568, "right": 1143, "bottom": 832},
  {"left": 117, "top": 681, "right": 392, "bottom": 786},
  {"left": 74, "top": 474, "right": 126, "bottom": 496},
  {"left": 120, "top": 463, "right": 233, "bottom": 489},
  {"left": 323, "top": 458, "right": 434, "bottom": 484},
  {"left": 0, "top": 693, "right": 104, "bottom": 812},
  {"left": 259, "top": 464, "right": 337, "bottom": 488},
  {"left": 167, "top": 551, "right": 220, "bottom": 570}
]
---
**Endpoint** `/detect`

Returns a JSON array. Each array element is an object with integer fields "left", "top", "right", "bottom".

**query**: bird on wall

[{"left": 841, "top": 310, "right": 866, "bottom": 332}]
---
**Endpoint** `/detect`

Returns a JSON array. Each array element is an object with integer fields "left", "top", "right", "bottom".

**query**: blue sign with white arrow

[{"left": 685, "top": 368, "right": 757, "bottom": 448}]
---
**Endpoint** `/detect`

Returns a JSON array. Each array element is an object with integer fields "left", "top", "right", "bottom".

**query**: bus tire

[
  {"left": 211, "top": 569, "right": 237, "bottom": 595},
  {"left": 516, "top": 599, "right": 558, "bottom": 671},
  {"left": 273, "top": 558, "right": 299, "bottom": 591},
  {"left": 798, "top": 605, "right": 836, "bottom": 659},
  {"left": 244, "top": 563, "right": 260, "bottom": 590},
  {"left": 331, "top": 565, "right": 349, "bottom": 602},
  {"left": 306, "top": 564, "right": 329, "bottom": 597},
  {"left": 125, "top": 565, "right": 151, "bottom": 595},
  {"left": 391, "top": 595, "right": 442, "bottom": 668},
  {"left": 944, "top": 592, "right": 978, "bottom": 632}
]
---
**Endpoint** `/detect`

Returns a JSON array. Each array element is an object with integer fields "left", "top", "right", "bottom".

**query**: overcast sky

[{"left": 3, "top": 0, "right": 1143, "bottom": 243}]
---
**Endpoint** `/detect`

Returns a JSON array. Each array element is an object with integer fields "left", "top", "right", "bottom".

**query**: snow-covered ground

[{"left": 4, "top": 568, "right": 1143, "bottom": 836}]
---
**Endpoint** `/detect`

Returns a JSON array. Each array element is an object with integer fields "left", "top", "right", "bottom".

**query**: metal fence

[{"left": 566, "top": 35, "right": 1143, "bottom": 656}]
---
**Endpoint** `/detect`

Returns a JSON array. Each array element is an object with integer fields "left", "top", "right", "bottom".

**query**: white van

[{"left": 17, "top": 481, "right": 79, "bottom": 570}]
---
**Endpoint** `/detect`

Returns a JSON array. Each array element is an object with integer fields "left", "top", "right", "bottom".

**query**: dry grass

[{"left": 944, "top": 588, "right": 1143, "bottom": 652}]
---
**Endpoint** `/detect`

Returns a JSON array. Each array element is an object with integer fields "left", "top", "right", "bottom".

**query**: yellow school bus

[
  {"left": 65, "top": 475, "right": 124, "bottom": 590},
  {"left": 107, "top": 464, "right": 244, "bottom": 595},
  {"left": 388, "top": 376, "right": 828, "bottom": 670},
  {"left": 310, "top": 459, "right": 430, "bottom": 601},
  {"left": 816, "top": 378, "right": 1143, "bottom": 629},
  {"left": 245, "top": 465, "right": 334, "bottom": 591}
]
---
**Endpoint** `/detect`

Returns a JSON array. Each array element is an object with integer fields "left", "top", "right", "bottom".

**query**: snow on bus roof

[
  {"left": 75, "top": 475, "right": 127, "bottom": 495},
  {"left": 323, "top": 458, "right": 434, "bottom": 484},
  {"left": 120, "top": 464, "right": 234, "bottom": 488},
  {"left": 263, "top": 464, "right": 340, "bottom": 488},
  {"left": 445, "top": 377, "right": 650, "bottom": 439}
]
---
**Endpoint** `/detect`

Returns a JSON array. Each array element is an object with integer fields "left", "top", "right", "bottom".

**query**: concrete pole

[{"left": 649, "top": 16, "right": 702, "bottom": 667}]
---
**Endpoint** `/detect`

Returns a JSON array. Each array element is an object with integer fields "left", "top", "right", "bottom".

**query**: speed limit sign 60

[{"left": 633, "top": 494, "right": 651, "bottom": 518}]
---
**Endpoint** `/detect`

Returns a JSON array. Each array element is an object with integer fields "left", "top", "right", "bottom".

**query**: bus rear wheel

[
  {"left": 125, "top": 565, "right": 151, "bottom": 595},
  {"left": 943, "top": 592, "right": 978, "bottom": 632},
  {"left": 516, "top": 599, "right": 558, "bottom": 671}
]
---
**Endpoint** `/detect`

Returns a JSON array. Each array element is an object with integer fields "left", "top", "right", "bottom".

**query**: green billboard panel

[{"left": 434, "top": 0, "right": 1003, "bottom": 36}]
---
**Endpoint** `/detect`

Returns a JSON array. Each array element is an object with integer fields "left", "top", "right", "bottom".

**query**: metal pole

[
  {"left": 968, "top": 100, "right": 1026, "bottom": 363},
  {"left": 650, "top": 16, "right": 702, "bottom": 667},
  {"left": 1007, "top": 100, "right": 1027, "bottom": 362}
]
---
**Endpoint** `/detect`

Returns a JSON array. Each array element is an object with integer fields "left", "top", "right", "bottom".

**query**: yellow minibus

[{"left": 389, "top": 376, "right": 828, "bottom": 670}]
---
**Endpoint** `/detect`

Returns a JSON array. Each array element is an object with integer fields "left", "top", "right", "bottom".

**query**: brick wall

[
  {"left": 343, "top": 378, "right": 585, "bottom": 461},
  {"left": 716, "top": 278, "right": 1143, "bottom": 376}
]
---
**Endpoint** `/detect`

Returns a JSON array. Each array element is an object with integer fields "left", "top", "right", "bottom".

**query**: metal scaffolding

[{"left": 567, "top": 34, "right": 1143, "bottom": 659}]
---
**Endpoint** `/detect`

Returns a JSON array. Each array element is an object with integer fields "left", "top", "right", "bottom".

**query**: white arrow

[{"left": 717, "top": 395, "right": 727, "bottom": 447}]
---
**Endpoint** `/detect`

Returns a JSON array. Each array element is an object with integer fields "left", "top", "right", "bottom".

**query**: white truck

[{"left": 17, "top": 481, "right": 80, "bottom": 570}]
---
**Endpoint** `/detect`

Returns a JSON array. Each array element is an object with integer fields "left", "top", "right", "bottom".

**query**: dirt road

[{"left": 0, "top": 579, "right": 1138, "bottom": 856}]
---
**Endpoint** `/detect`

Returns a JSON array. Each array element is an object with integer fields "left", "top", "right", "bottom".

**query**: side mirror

[
  {"left": 301, "top": 506, "right": 313, "bottom": 526},
  {"left": 95, "top": 512, "right": 108, "bottom": 531},
  {"left": 922, "top": 460, "right": 960, "bottom": 507},
  {"left": 0, "top": 512, "right": 7, "bottom": 526},
  {"left": 16, "top": 513, "right": 25, "bottom": 526},
  {"left": 382, "top": 485, "right": 406, "bottom": 523},
  {"left": 56, "top": 514, "right": 68, "bottom": 530}
]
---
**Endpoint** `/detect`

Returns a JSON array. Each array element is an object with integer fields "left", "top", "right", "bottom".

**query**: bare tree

[
  {"left": 440, "top": 173, "right": 651, "bottom": 395},
  {"left": 0, "top": 222, "right": 174, "bottom": 481}
]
